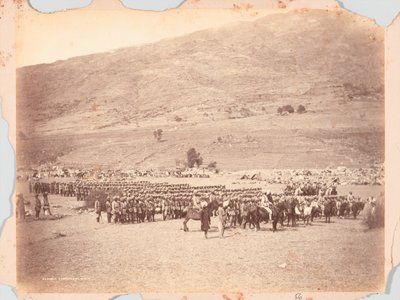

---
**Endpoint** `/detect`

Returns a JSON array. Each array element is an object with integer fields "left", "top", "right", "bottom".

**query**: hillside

[{"left": 16, "top": 9, "right": 384, "bottom": 171}]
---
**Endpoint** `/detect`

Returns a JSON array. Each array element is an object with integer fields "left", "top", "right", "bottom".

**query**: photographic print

[{"left": 12, "top": 1, "right": 387, "bottom": 296}]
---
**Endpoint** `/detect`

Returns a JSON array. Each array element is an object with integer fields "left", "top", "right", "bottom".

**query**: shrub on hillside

[
  {"left": 297, "top": 104, "right": 306, "bottom": 114},
  {"left": 283, "top": 105, "right": 294, "bottom": 113},
  {"left": 175, "top": 116, "right": 183, "bottom": 122},
  {"left": 277, "top": 105, "right": 294, "bottom": 115}
]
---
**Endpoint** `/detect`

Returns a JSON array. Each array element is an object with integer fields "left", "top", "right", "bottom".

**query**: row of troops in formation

[
  {"left": 82, "top": 180, "right": 365, "bottom": 225},
  {"left": 30, "top": 180, "right": 90, "bottom": 200},
  {"left": 29, "top": 179, "right": 369, "bottom": 225},
  {"left": 30, "top": 178, "right": 340, "bottom": 200},
  {"left": 91, "top": 182, "right": 256, "bottom": 224}
]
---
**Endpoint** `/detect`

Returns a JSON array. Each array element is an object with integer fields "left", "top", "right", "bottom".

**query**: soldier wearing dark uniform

[
  {"left": 59, "top": 183, "right": 64, "bottom": 197},
  {"left": 34, "top": 194, "right": 41, "bottom": 219}
]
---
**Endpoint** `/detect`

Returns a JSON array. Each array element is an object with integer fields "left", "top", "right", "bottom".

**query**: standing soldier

[
  {"left": 216, "top": 202, "right": 226, "bottom": 238},
  {"left": 34, "top": 194, "right": 42, "bottom": 220},
  {"left": 16, "top": 194, "right": 26, "bottom": 220},
  {"left": 65, "top": 183, "right": 70, "bottom": 197},
  {"left": 178, "top": 199, "right": 183, "bottom": 219},
  {"left": 50, "top": 182, "right": 54, "bottom": 195},
  {"left": 59, "top": 183, "right": 64, "bottom": 197},
  {"left": 43, "top": 191, "right": 52, "bottom": 216},
  {"left": 112, "top": 196, "right": 120, "bottom": 224},
  {"left": 94, "top": 197, "right": 101, "bottom": 223},
  {"left": 75, "top": 184, "right": 81, "bottom": 201},
  {"left": 121, "top": 198, "right": 127, "bottom": 224},
  {"left": 133, "top": 199, "right": 138, "bottom": 223},
  {"left": 64, "top": 183, "right": 68, "bottom": 197},
  {"left": 70, "top": 183, "right": 76, "bottom": 197},
  {"left": 199, "top": 202, "right": 210, "bottom": 239},
  {"left": 227, "top": 203, "right": 237, "bottom": 228},
  {"left": 128, "top": 198, "right": 134, "bottom": 223},
  {"left": 162, "top": 197, "right": 168, "bottom": 221},
  {"left": 105, "top": 197, "right": 112, "bottom": 223},
  {"left": 79, "top": 185, "right": 84, "bottom": 201},
  {"left": 84, "top": 186, "right": 89, "bottom": 201}
]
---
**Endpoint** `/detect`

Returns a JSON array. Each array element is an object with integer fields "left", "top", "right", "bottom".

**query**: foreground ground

[{"left": 17, "top": 190, "right": 384, "bottom": 294}]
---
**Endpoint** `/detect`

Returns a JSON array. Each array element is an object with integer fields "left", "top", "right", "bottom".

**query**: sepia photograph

[{"left": 14, "top": 3, "right": 385, "bottom": 295}]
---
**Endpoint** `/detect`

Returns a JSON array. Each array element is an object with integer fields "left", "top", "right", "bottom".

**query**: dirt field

[{"left": 16, "top": 185, "right": 384, "bottom": 294}]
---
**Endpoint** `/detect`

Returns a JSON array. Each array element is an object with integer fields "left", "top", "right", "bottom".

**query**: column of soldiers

[{"left": 30, "top": 181, "right": 79, "bottom": 198}]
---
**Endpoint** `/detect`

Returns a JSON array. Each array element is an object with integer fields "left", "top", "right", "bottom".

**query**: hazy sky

[
  {"left": 16, "top": 0, "right": 338, "bottom": 67},
  {"left": 16, "top": 9, "right": 273, "bottom": 67}
]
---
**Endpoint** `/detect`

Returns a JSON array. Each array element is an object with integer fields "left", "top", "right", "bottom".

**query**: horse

[
  {"left": 258, "top": 207, "right": 270, "bottom": 224},
  {"left": 284, "top": 198, "right": 299, "bottom": 227},
  {"left": 351, "top": 201, "right": 365, "bottom": 219},
  {"left": 183, "top": 200, "right": 219, "bottom": 232},
  {"left": 324, "top": 199, "right": 336, "bottom": 223},
  {"left": 339, "top": 202, "right": 350, "bottom": 218},
  {"left": 242, "top": 203, "right": 261, "bottom": 231},
  {"left": 311, "top": 206, "right": 322, "bottom": 222},
  {"left": 271, "top": 201, "right": 287, "bottom": 232},
  {"left": 241, "top": 203, "right": 253, "bottom": 229}
]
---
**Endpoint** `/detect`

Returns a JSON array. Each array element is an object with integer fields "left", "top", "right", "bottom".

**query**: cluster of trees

[{"left": 277, "top": 104, "right": 306, "bottom": 115}]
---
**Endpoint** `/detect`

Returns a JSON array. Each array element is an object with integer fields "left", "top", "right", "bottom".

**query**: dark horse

[
  {"left": 339, "top": 202, "right": 351, "bottom": 218},
  {"left": 284, "top": 198, "right": 299, "bottom": 227},
  {"left": 258, "top": 207, "right": 270, "bottom": 224},
  {"left": 351, "top": 201, "right": 365, "bottom": 219},
  {"left": 271, "top": 201, "right": 287, "bottom": 232},
  {"left": 183, "top": 200, "right": 219, "bottom": 232},
  {"left": 242, "top": 203, "right": 268, "bottom": 231},
  {"left": 324, "top": 199, "right": 336, "bottom": 223}
]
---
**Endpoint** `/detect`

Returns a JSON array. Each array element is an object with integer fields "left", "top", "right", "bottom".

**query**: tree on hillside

[
  {"left": 153, "top": 129, "right": 163, "bottom": 142},
  {"left": 297, "top": 104, "right": 306, "bottom": 114},
  {"left": 187, "top": 148, "right": 203, "bottom": 168}
]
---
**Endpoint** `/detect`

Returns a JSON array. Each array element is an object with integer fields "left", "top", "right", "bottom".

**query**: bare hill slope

[{"left": 17, "top": 9, "right": 384, "bottom": 170}]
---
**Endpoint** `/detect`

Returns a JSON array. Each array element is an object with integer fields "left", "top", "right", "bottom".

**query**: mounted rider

[
  {"left": 261, "top": 190, "right": 273, "bottom": 218},
  {"left": 192, "top": 193, "right": 201, "bottom": 210}
]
